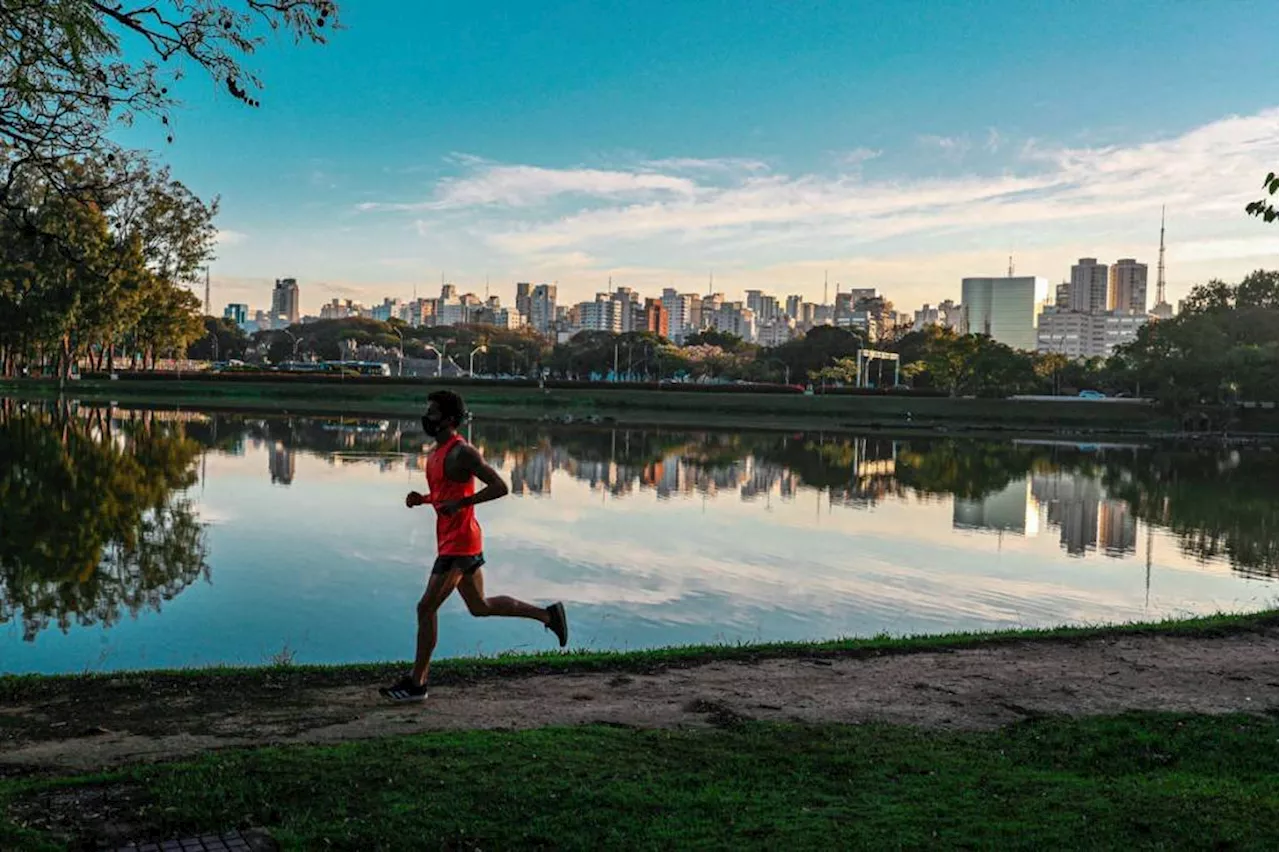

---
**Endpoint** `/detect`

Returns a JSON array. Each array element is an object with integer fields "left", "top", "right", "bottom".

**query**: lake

[{"left": 1, "top": 399, "right": 1275, "bottom": 674}]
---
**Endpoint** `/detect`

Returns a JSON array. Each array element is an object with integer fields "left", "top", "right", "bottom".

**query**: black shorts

[{"left": 431, "top": 553, "right": 486, "bottom": 575}]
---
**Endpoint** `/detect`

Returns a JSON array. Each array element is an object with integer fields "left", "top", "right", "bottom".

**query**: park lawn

[{"left": 1, "top": 712, "right": 1275, "bottom": 851}]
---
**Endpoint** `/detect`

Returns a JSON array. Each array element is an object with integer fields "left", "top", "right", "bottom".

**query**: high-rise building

[
  {"left": 1069, "top": 258, "right": 1110, "bottom": 313},
  {"left": 960, "top": 275, "right": 1049, "bottom": 351},
  {"left": 577, "top": 293, "right": 625, "bottom": 333},
  {"left": 531, "top": 284, "right": 557, "bottom": 334},
  {"left": 515, "top": 281, "right": 532, "bottom": 319},
  {"left": 441, "top": 283, "right": 458, "bottom": 301},
  {"left": 1109, "top": 259, "right": 1148, "bottom": 314},
  {"left": 643, "top": 297, "right": 669, "bottom": 338},
  {"left": 1055, "top": 281, "right": 1071, "bottom": 309},
  {"left": 223, "top": 303, "right": 248, "bottom": 326},
  {"left": 271, "top": 278, "right": 300, "bottom": 325},
  {"left": 785, "top": 294, "right": 804, "bottom": 319},
  {"left": 661, "top": 288, "right": 695, "bottom": 343}
]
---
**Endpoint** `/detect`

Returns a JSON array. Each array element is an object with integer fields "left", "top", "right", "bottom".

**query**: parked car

[{"left": 1077, "top": 389, "right": 1106, "bottom": 400}]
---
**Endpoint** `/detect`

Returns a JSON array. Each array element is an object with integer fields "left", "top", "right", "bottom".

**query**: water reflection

[
  {"left": 0, "top": 400, "right": 209, "bottom": 641},
  {"left": 195, "top": 413, "right": 1274, "bottom": 580},
  {"left": 1, "top": 403, "right": 1275, "bottom": 653}
]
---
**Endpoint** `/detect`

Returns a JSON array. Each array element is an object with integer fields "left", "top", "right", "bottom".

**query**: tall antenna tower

[
  {"left": 1155, "top": 205, "right": 1167, "bottom": 305},
  {"left": 1008, "top": 256, "right": 1014, "bottom": 277},
  {"left": 708, "top": 271, "right": 713, "bottom": 295}
]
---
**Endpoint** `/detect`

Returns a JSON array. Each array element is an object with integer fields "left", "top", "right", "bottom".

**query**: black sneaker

[
  {"left": 379, "top": 675, "right": 428, "bottom": 702},
  {"left": 546, "top": 602, "right": 569, "bottom": 648}
]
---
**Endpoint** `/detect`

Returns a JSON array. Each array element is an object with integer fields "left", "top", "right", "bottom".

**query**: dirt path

[{"left": 2, "top": 625, "right": 1275, "bottom": 774}]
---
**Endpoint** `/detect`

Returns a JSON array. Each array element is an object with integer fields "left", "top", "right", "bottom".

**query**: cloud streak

[{"left": 260, "top": 109, "right": 1279, "bottom": 309}]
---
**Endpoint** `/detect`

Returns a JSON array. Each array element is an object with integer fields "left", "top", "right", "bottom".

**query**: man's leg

[
  {"left": 456, "top": 567, "right": 549, "bottom": 623},
  {"left": 457, "top": 567, "right": 569, "bottom": 647},
  {"left": 410, "top": 567, "right": 462, "bottom": 686}
]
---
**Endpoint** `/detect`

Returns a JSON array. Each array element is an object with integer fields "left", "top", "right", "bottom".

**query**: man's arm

[{"left": 446, "top": 444, "right": 509, "bottom": 511}]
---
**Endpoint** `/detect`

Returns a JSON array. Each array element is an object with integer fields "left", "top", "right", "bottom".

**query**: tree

[
  {"left": 0, "top": 157, "right": 216, "bottom": 375},
  {"left": 1112, "top": 270, "right": 1279, "bottom": 417},
  {"left": 188, "top": 316, "right": 249, "bottom": 361},
  {"left": 1245, "top": 171, "right": 1278, "bottom": 223},
  {"left": 1, "top": 1, "right": 340, "bottom": 213}
]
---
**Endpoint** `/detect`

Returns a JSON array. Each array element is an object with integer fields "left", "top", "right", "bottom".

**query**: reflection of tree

[
  {"left": 83, "top": 407, "right": 1277, "bottom": 579},
  {"left": 1099, "top": 450, "right": 1277, "bottom": 579},
  {"left": 0, "top": 401, "right": 209, "bottom": 641},
  {"left": 894, "top": 440, "right": 1042, "bottom": 500}
]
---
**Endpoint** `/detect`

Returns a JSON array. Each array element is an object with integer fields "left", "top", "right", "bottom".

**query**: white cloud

[
  {"left": 838, "top": 147, "right": 882, "bottom": 168},
  {"left": 917, "top": 133, "right": 973, "bottom": 160},
  {"left": 215, "top": 229, "right": 247, "bottom": 247},
  {"left": 358, "top": 162, "right": 700, "bottom": 212},
  {"left": 237, "top": 109, "right": 1278, "bottom": 312}
]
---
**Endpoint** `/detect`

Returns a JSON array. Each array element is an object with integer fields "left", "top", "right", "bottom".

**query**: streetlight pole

[
  {"left": 423, "top": 344, "right": 441, "bottom": 378},
  {"left": 391, "top": 326, "right": 404, "bottom": 377},
  {"left": 469, "top": 345, "right": 488, "bottom": 377}
]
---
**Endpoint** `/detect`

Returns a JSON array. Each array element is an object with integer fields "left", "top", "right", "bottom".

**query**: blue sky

[{"left": 115, "top": 0, "right": 1279, "bottom": 314}]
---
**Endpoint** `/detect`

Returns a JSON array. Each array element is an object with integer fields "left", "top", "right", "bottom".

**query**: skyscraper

[
  {"left": 1109, "top": 259, "right": 1148, "bottom": 314},
  {"left": 271, "top": 278, "right": 300, "bottom": 325},
  {"left": 643, "top": 297, "right": 669, "bottom": 338},
  {"left": 661, "top": 288, "right": 695, "bottom": 343},
  {"left": 960, "top": 276, "right": 1049, "bottom": 351},
  {"left": 1069, "top": 258, "right": 1110, "bottom": 313},
  {"left": 531, "top": 284, "right": 557, "bottom": 333},
  {"left": 515, "top": 281, "right": 532, "bottom": 319}
]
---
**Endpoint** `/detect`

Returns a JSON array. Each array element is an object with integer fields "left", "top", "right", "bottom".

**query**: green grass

[
  {"left": 2, "top": 609, "right": 1273, "bottom": 702},
  {"left": 2, "top": 714, "right": 1275, "bottom": 851},
  {"left": 0, "top": 376, "right": 1197, "bottom": 434}
]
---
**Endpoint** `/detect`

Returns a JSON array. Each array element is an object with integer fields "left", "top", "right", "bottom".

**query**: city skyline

[{"left": 107, "top": 2, "right": 1278, "bottom": 316}]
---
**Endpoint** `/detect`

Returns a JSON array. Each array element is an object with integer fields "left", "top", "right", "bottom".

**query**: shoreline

[
  {"left": 3, "top": 609, "right": 1273, "bottom": 694},
  {"left": 3, "top": 378, "right": 1275, "bottom": 443}
]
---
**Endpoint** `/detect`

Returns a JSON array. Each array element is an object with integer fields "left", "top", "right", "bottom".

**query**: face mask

[{"left": 422, "top": 414, "right": 444, "bottom": 437}]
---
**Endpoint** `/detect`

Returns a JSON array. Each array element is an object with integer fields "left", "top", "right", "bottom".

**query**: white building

[
  {"left": 960, "top": 275, "right": 1049, "bottom": 351},
  {"left": 1036, "top": 308, "right": 1149, "bottom": 359},
  {"left": 577, "top": 294, "right": 624, "bottom": 333},
  {"left": 707, "top": 302, "right": 756, "bottom": 341},
  {"left": 662, "top": 288, "right": 696, "bottom": 343},
  {"left": 755, "top": 317, "right": 795, "bottom": 347},
  {"left": 912, "top": 299, "right": 963, "bottom": 332}
]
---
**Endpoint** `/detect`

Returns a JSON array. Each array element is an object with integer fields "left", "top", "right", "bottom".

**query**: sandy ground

[{"left": 1, "top": 625, "right": 1275, "bottom": 775}]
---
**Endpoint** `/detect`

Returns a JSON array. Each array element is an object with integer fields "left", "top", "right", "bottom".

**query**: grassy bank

[
  {"left": 1, "top": 613, "right": 1274, "bottom": 849},
  {"left": 2, "top": 713, "right": 1275, "bottom": 850},
  {"left": 2, "top": 610, "right": 1273, "bottom": 701},
  {"left": 0, "top": 375, "right": 1217, "bottom": 436}
]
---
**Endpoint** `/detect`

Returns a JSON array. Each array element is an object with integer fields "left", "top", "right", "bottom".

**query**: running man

[{"left": 380, "top": 390, "right": 568, "bottom": 702}]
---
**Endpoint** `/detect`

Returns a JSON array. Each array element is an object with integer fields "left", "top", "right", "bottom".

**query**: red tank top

[{"left": 425, "top": 433, "right": 484, "bottom": 555}]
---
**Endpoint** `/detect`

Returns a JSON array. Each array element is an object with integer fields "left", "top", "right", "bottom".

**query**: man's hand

[
  {"left": 405, "top": 491, "right": 427, "bottom": 509},
  {"left": 436, "top": 498, "right": 464, "bottom": 516}
]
